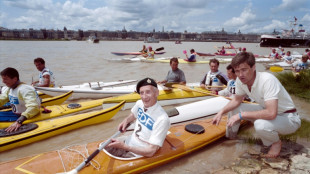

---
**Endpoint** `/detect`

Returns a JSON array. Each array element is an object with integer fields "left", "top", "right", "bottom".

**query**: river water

[{"left": 0, "top": 41, "right": 309, "bottom": 173}]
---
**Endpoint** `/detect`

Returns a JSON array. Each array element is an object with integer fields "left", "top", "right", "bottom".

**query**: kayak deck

[{"left": 0, "top": 117, "right": 232, "bottom": 174}]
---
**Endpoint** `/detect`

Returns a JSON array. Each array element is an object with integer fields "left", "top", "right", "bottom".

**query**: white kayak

[
  {"left": 264, "top": 61, "right": 293, "bottom": 70},
  {"left": 128, "top": 96, "right": 260, "bottom": 130},
  {"left": 121, "top": 57, "right": 174, "bottom": 63},
  {"left": 35, "top": 80, "right": 138, "bottom": 100}
]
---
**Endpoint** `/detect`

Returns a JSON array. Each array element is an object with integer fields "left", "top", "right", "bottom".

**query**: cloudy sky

[{"left": 0, "top": 0, "right": 309, "bottom": 33}]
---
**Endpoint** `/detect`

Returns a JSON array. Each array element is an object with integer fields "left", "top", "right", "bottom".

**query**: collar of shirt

[{"left": 143, "top": 101, "right": 159, "bottom": 114}]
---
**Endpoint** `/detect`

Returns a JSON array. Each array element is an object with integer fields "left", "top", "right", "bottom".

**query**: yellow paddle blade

[{"left": 270, "top": 66, "right": 284, "bottom": 72}]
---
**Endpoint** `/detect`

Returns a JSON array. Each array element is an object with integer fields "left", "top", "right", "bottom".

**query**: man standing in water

[
  {"left": 32, "top": 57, "right": 56, "bottom": 87},
  {"left": 212, "top": 52, "right": 301, "bottom": 158}
]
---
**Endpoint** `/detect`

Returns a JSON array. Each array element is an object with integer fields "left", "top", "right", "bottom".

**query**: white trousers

[{"left": 227, "top": 103, "right": 301, "bottom": 146}]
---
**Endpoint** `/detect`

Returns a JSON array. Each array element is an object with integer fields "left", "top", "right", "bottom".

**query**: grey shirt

[{"left": 165, "top": 69, "right": 186, "bottom": 83}]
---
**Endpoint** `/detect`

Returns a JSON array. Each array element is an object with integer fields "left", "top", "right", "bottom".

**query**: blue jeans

[{"left": 0, "top": 111, "right": 19, "bottom": 121}]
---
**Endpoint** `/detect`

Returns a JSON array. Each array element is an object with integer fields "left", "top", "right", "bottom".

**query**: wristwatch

[{"left": 17, "top": 119, "right": 23, "bottom": 124}]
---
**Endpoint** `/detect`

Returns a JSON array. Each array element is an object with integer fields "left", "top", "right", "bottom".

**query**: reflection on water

[{"left": 0, "top": 41, "right": 309, "bottom": 173}]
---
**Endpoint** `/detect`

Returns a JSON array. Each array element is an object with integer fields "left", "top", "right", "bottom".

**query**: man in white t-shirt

[
  {"left": 32, "top": 57, "right": 55, "bottom": 87},
  {"left": 212, "top": 52, "right": 301, "bottom": 158},
  {"left": 106, "top": 77, "right": 171, "bottom": 158}
]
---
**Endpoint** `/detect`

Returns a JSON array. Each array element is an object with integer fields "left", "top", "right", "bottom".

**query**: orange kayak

[{"left": 0, "top": 116, "right": 238, "bottom": 174}]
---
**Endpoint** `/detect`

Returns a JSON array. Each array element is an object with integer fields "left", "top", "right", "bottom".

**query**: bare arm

[
  {"left": 118, "top": 112, "right": 136, "bottom": 132},
  {"left": 212, "top": 94, "right": 244, "bottom": 125},
  {"left": 227, "top": 99, "right": 278, "bottom": 127}
]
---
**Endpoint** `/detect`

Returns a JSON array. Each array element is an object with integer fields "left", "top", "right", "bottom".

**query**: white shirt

[
  {"left": 39, "top": 67, "right": 55, "bottom": 87},
  {"left": 126, "top": 100, "right": 170, "bottom": 148},
  {"left": 218, "top": 79, "right": 235, "bottom": 97},
  {"left": 235, "top": 72, "right": 295, "bottom": 114}
]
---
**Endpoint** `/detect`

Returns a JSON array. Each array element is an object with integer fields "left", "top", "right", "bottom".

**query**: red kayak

[
  {"left": 111, "top": 51, "right": 166, "bottom": 56},
  {"left": 196, "top": 52, "right": 215, "bottom": 56},
  {"left": 214, "top": 52, "right": 236, "bottom": 56}
]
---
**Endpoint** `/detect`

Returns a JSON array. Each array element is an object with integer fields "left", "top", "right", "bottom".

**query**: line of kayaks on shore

[
  {"left": 0, "top": 92, "right": 260, "bottom": 173},
  {"left": 0, "top": 79, "right": 262, "bottom": 173}
]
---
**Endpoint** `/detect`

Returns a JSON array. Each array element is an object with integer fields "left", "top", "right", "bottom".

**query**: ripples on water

[{"left": 0, "top": 41, "right": 309, "bottom": 173}]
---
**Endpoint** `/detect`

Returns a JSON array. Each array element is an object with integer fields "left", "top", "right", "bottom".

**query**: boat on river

[
  {"left": 111, "top": 51, "right": 165, "bottom": 56},
  {"left": 0, "top": 90, "right": 73, "bottom": 112},
  {"left": 144, "top": 37, "right": 160, "bottom": 43},
  {"left": 35, "top": 80, "right": 138, "bottom": 99},
  {"left": 0, "top": 101, "right": 125, "bottom": 152},
  {"left": 0, "top": 98, "right": 260, "bottom": 173},
  {"left": 260, "top": 17, "right": 310, "bottom": 47},
  {"left": 101, "top": 84, "right": 213, "bottom": 111}
]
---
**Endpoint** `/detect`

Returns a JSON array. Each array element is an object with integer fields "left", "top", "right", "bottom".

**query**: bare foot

[{"left": 262, "top": 140, "right": 282, "bottom": 158}]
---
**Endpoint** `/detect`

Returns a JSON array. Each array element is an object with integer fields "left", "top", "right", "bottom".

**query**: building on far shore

[{"left": 0, "top": 26, "right": 261, "bottom": 43}]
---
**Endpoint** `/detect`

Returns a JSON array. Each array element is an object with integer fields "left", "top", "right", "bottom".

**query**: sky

[{"left": 0, "top": 0, "right": 309, "bottom": 34}]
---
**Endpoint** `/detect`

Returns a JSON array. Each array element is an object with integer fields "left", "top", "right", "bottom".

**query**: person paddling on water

[
  {"left": 157, "top": 57, "right": 186, "bottom": 85},
  {"left": 200, "top": 58, "right": 228, "bottom": 92},
  {"left": 184, "top": 49, "right": 196, "bottom": 62},
  {"left": 218, "top": 46, "right": 226, "bottom": 54},
  {"left": 105, "top": 78, "right": 170, "bottom": 158},
  {"left": 140, "top": 45, "right": 147, "bottom": 54},
  {"left": 212, "top": 52, "right": 301, "bottom": 158},
  {"left": 143, "top": 46, "right": 155, "bottom": 59},
  {"left": 32, "top": 57, "right": 56, "bottom": 87},
  {"left": 292, "top": 54, "right": 309, "bottom": 72},
  {"left": 0, "top": 67, "right": 41, "bottom": 132}
]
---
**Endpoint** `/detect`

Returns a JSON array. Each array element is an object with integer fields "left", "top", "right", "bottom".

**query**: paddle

[
  {"left": 62, "top": 122, "right": 132, "bottom": 174},
  {"left": 155, "top": 47, "right": 164, "bottom": 51},
  {"left": 171, "top": 84, "right": 252, "bottom": 104},
  {"left": 269, "top": 66, "right": 284, "bottom": 72}
]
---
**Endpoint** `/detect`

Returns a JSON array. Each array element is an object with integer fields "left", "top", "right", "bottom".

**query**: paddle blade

[
  {"left": 155, "top": 47, "right": 164, "bottom": 51},
  {"left": 270, "top": 66, "right": 284, "bottom": 72}
]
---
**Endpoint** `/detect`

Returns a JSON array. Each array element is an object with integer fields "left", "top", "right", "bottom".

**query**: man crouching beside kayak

[
  {"left": 0, "top": 67, "right": 41, "bottom": 132},
  {"left": 105, "top": 77, "right": 171, "bottom": 158},
  {"left": 212, "top": 52, "right": 301, "bottom": 158}
]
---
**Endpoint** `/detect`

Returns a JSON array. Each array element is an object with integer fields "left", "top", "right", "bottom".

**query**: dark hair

[
  {"left": 231, "top": 52, "right": 255, "bottom": 68},
  {"left": 190, "top": 49, "right": 195, "bottom": 52},
  {"left": 209, "top": 58, "right": 219, "bottom": 66},
  {"left": 226, "top": 64, "right": 235, "bottom": 73},
  {"left": 34, "top": 57, "right": 45, "bottom": 64},
  {"left": 1, "top": 67, "right": 19, "bottom": 80},
  {"left": 170, "top": 57, "right": 179, "bottom": 64}
]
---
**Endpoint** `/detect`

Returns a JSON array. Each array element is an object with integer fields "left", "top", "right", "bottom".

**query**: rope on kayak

[{"left": 57, "top": 144, "right": 101, "bottom": 171}]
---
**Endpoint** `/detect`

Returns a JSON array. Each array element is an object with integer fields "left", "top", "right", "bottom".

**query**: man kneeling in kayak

[
  {"left": 105, "top": 78, "right": 171, "bottom": 158},
  {"left": 0, "top": 67, "right": 41, "bottom": 132}
]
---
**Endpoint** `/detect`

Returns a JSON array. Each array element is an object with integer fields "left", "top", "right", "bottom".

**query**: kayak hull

[
  {"left": 0, "top": 101, "right": 125, "bottom": 152},
  {"left": 0, "top": 101, "right": 260, "bottom": 173},
  {"left": 35, "top": 80, "right": 137, "bottom": 100},
  {"left": 111, "top": 51, "right": 166, "bottom": 56}
]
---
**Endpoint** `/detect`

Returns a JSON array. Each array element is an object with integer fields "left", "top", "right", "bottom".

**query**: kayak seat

[
  {"left": 185, "top": 124, "right": 205, "bottom": 134},
  {"left": 67, "top": 103, "right": 81, "bottom": 109},
  {"left": 165, "top": 108, "right": 179, "bottom": 117},
  {"left": 0, "top": 123, "right": 38, "bottom": 137}
]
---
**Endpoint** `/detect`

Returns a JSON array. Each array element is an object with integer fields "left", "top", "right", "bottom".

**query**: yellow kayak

[
  {"left": 0, "top": 101, "right": 125, "bottom": 152},
  {"left": 102, "top": 87, "right": 213, "bottom": 110},
  {"left": 0, "top": 90, "right": 73, "bottom": 111}
]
